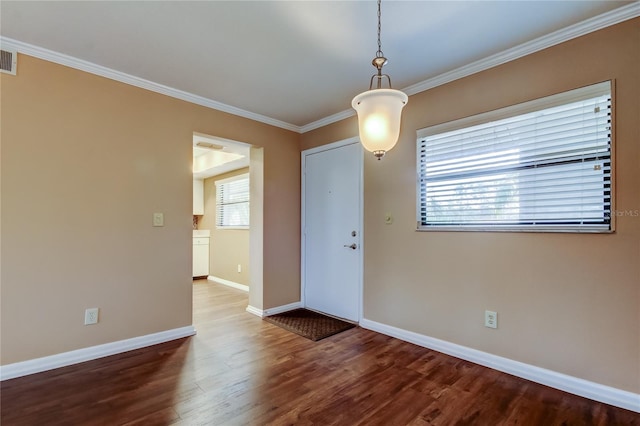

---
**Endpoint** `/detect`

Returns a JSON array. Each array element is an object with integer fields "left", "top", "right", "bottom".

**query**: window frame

[
  {"left": 416, "top": 81, "right": 615, "bottom": 233},
  {"left": 215, "top": 173, "right": 250, "bottom": 230}
]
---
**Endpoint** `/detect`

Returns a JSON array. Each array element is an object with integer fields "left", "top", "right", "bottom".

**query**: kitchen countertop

[{"left": 193, "top": 230, "right": 210, "bottom": 238}]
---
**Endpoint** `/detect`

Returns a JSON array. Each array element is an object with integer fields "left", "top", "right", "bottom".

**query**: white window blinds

[
  {"left": 417, "top": 81, "right": 612, "bottom": 232},
  {"left": 216, "top": 174, "right": 250, "bottom": 228}
]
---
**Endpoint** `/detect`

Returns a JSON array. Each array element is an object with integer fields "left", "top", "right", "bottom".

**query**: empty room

[{"left": 1, "top": 1, "right": 638, "bottom": 424}]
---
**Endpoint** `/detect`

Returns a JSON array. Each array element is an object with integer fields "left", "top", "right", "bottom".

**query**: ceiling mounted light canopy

[{"left": 352, "top": 0, "right": 408, "bottom": 160}]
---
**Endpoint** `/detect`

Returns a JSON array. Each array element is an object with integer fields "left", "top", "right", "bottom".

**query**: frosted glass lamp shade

[{"left": 352, "top": 88, "right": 408, "bottom": 158}]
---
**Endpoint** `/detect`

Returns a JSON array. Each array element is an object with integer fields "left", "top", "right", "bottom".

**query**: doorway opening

[{"left": 191, "top": 132, "right": 263, "bottom": 315}]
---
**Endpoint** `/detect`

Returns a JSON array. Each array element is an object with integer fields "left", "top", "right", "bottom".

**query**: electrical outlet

[
  {"left": 85, "top": 308, "right": 99, "bottom": 325},
  {"left": 237, "top": 264, "right": 242, "bottom": 273},
  {"left": 485, "top": 310, "right": 497, "bottom": 329}
]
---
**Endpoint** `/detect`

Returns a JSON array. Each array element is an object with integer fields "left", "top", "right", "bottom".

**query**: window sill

[{"left": 416, "top": 224, "right": 612, "bottom": 234}]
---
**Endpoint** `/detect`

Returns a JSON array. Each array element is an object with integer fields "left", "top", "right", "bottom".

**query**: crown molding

[
  {"left": 301, "top": 2, "right": 640, "bottom": 133},
  {"left": 403, "top": 1, "right": 640, "bottom": 97},
  {"left": 299, "top": 109, "right": 356, "bottom": 133},
  {"left": 0, "top": 37, "right": 302, "bottom": 133},
  {"left": 2, "top": 3, "right": 637, "bottom": 135}
]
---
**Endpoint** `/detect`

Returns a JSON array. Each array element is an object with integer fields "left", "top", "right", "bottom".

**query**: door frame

[{"left": 300, "top": 137, "right": 364, "bottom": 322}]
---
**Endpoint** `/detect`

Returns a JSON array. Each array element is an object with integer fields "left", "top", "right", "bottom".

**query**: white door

[{"left": 302, "top": 141, "right": 362, "bottom": 322}]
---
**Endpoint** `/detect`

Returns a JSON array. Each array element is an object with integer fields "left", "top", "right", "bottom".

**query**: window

[
  {"left": 417, "top": 81, "right": 612, "bottom": 233},
  {"left": 215, "top": 174, "right": 250, "bottom": 228}
]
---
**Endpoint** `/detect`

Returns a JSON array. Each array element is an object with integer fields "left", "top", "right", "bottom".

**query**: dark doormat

[{"left": 263, "top": 309, "right": 356, "bottom": 341}]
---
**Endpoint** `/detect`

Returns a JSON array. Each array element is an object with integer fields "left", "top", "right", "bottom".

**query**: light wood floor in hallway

[{"left": 2, "top": 280, "right": 638, "bottom": 425}]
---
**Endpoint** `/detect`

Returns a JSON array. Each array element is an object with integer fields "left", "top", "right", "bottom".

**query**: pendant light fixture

[{"left": 352, "top": 0, "right": 408, "bottom": 160}]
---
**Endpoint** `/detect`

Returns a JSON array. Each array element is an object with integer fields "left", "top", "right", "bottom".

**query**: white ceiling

[
  {"left": 192, "top": 133, "right": 250, "bottom": 179},
  {"left": 1, "top": 1, "right": 636, "bottom": 131}
]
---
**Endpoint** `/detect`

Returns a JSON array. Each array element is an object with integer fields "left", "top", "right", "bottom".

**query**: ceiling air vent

[{"left": 1, "top": 49, "right": 17, "bottom": 75}]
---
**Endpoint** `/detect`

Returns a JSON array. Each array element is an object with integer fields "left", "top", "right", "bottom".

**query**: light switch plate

[{"left": 153, "top": 212, "right": 164, "bottom": 227}]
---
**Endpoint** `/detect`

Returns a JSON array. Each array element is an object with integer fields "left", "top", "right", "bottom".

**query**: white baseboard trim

[
  {"left": 264, "top": 301, "right": 301, "bottom": 317},
  {"left": 0, "top": 325, "right": 196, "bottom": 381},
  {"left": 360, "top": 318, "right": 640, "bottom": 413},
  {"left": 208, "top": 275, "right": 249, "bottom": 292},
  {"left": 245, "top": 301, "right": 302, "bottom": 318},
  {"left": 246, "top": 305, "right": 264, "bottom": 317}
]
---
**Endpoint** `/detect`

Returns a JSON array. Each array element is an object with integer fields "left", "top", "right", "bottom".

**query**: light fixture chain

[
  {"left": 352, "top": 0, "right": 408, "bottom": 160},
  {"left": 376, "top": 0, "right": 383, "bottom": 58}
]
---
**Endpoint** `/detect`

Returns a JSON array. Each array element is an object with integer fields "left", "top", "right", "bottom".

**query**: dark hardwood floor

[{"left": 2, "top": 280, "right": 638, "bottom": 425}]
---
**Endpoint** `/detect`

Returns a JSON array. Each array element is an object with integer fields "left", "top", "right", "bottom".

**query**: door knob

[{"left": 343, "top": 243, "right": 357, "bottom": 250}]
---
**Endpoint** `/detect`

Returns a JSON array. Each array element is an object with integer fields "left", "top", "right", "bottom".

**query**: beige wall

[
  {"left": 2, "top": 18, "right": 638, "bottom": 396},
  {"left": 198, "top": 168, "right": 250, "bottom": 285},
  {"left": 1, "top": 54, "right": 301, "bottom": 365},
  {"left": 301, "top": 19, "right": 640, "bottom": 393}
]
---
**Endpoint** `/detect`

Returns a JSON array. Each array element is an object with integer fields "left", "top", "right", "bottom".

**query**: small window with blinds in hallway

[
  {"left": 216, "top": 174, "right": 250, "bottom": 228},
  {"left": 417, "top": 81, "right": 612, "bottom": 233}
]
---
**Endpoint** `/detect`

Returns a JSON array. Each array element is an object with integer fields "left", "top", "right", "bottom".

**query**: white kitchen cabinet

[
  {"left": 193, "top": 179, "right": 204, "bottom": 215},
  {"left": 193, "top": 236, "right": 210, "bottom": 277}
]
